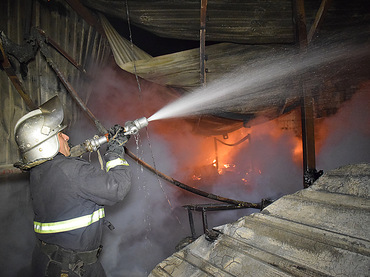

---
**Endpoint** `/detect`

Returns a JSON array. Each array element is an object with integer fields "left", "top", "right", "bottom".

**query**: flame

[
  {"left": 153, "top": 109, "right": 307, "bottom": 188},
  {"left": 216, "top": 163, "right": 237, "bottom": 175}
]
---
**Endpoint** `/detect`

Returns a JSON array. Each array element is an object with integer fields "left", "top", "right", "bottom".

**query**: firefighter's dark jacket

[{"left": 29, "top": 153, "right": 131, "bottom": 251}]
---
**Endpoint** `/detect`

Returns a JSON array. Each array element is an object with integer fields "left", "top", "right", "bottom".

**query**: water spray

[{"left": 70, "top": 117, "right": 149, "bottom": 157}]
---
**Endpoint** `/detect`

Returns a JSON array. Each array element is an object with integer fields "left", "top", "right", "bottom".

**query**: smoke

[
  {"left": 100, "top": 134, "right": 190, "bottom": 277},
  {"left": 63, "top": 52, "right": 370, "bottom": 276},
  {"left": 78, "top": 63, "right": 296, "bottom": 276},
  {"left": 316, "top": 82, "right": 370, "bottom": 170}
]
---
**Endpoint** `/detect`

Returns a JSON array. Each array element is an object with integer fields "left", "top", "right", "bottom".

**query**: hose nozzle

[
  {"left": 124, "top": 117, "right": 149, "bottom": 135},
  {"left": 70, "top": 117, "right": 148, "bottom": 157}
]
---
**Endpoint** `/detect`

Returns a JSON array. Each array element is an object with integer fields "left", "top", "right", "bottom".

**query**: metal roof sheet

[{"left": 149, "top": 163, "right": 370, "bottom": 276}]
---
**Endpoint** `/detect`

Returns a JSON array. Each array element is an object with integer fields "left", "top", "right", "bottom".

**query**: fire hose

[{"left": 124, "top": 146, "right": 261, "bottom": 209}]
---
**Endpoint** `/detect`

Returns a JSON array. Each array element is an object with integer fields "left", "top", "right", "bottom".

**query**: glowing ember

[
  {"left": 212, "top": 159, "right": 217, "bottom": 167},
  {"left": 192, "top": 174, "right": 201, "bottom": 181}
]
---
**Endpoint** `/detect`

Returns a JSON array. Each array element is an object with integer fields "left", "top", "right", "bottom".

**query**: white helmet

[{"left": 14, "top": 96, "right": 67, "bottom": 169}]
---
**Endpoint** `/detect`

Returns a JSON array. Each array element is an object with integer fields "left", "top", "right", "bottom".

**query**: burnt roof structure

[{"left": 81, "top": 0, "right": 370, "bottom": 134}]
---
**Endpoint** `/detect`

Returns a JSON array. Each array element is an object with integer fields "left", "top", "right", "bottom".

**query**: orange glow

[
  {"left": 292, "top": 136, "right": 303, "bottom": 165},
  {"left": 156, "top": 113, "right": 306, "bottom": 186},
  {"left": 149, "top": 106, "right": 308, "bottom": 187}
]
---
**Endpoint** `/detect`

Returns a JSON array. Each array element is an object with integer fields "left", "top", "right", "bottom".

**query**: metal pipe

[
  {"left": 201, "top": 208, "right": 208, "bottom": 233},
  {"left": 186, "top": 208, "right": 197, "bottom": 239},
  {"left": 184, "top": 203, "right": 250, "bottom": 212}
]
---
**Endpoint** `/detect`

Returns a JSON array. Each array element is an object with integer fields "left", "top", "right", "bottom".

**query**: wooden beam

[
  {"left": 293, "top": 1, "right": 318, "bottom": 187},
  {"left": 307, "top": 0, "right": 333, "bottom": 43},
  {"left": 301, "top": 87, "right": 317, "bottom": 188},
  {"left": 200, "top": 0, "right": 208, "bottom": 86},
  {"left": 293, "top": 0, "right": 308, "bottom": 48}
]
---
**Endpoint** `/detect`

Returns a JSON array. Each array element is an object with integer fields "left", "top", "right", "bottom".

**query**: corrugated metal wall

[{"left": 0, "top": 0, "right": 111, "bottom": 170}]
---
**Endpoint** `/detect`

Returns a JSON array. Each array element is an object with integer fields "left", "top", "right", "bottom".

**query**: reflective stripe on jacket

[
  {"left": 34, "top": 208, "right": 105, "bottom": 234},
  {"left": 106, "top": 158, "right": 129, "bottom": 172}
]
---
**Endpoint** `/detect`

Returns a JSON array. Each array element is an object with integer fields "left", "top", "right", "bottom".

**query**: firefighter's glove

[{"left": 106, "top": 124, "right": 130, "bottom": 158}]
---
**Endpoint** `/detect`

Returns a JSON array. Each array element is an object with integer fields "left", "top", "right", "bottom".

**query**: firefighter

[{"left": 14, "top": 96, "right": 132, "bottom": 277}]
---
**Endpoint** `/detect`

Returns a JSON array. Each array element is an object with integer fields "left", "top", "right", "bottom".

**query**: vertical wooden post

[
  {"left": 301, "top": 88, "right": 317, "bottom": 188},
  {"left": 200, "top": 0, "right": 208, "bottom": 86},
  {"left": 293, "top": 0, "right": 319, "bottom": 188}
]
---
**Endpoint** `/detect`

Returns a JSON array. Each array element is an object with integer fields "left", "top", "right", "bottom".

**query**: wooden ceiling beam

[
  {"left": 307, "top": 0, "right": 333, "bottom": 43},
  {"left": 293, "top": 0, "right": 308, "bottom": 49}
]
